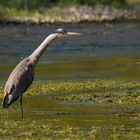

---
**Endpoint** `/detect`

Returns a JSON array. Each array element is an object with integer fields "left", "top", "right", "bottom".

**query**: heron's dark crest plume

[{"left": 2, "top": 28, "right": 81, "bottom": 120}]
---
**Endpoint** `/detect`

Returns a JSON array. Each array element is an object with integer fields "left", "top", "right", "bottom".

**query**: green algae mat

[{"left": 0, "top": 80, "right": 140, "bottom": 139}]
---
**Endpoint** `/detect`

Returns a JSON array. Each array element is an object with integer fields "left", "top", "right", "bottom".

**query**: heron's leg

[{"left": 19, "top": 95, "right": 23, "bottom": 120}]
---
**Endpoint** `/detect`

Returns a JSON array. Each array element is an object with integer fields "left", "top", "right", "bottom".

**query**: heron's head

[{"left": 55, "top": 28, "right": 81, "bottom": 38}]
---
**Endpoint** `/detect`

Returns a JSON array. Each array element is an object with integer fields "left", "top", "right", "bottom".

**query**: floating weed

[
  {"left": 58, "top": 90, "right": 140, "bottom": 105},
  {"left": 0, "top": 119, "right": 94, "bottom": 139},
  {"left": 0, "top": 80, "right": 140, "bottom": 105},
  {"left": 116, "top": 112, "right": 140, "bottom": 119},
  {"left": 0, "top": 80, "right": 140, "bottom": 139},
  {"left": 0, "top": 119, "right": 139, "bottom": 139},
  {"left": 22, "top": 81, "right": 95, "bottom": 96}
]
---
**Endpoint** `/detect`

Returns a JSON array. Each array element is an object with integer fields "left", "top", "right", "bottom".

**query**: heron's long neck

[{"left": 30, "top": 34, "right": 57, "bottom": 64}]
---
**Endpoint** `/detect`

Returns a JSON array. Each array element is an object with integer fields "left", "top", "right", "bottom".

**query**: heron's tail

[{"left": 2, "top": 94, "right": 13, "bottom": 108}]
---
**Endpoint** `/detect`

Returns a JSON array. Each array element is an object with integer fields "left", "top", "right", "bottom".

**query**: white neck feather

[{"left": 30, "top": 33, "right": 57, "bottom": 64}]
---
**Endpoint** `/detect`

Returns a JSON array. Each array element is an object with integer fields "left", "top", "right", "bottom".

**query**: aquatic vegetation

[
  {"left": 0, "top": 79, "right": 140, "bottom": 139},
  {"left": 0, "top": 79, "right": 140, "bottom": 105},
  {"left": 58, "top": 89, "right": 140, "bottom": 105},
  {"left": 0, "top": 118, "right": 139, "bottom": 140},
  {"left": 20, "top": 79, "right": 140, "bottom": 105},
  {"left": 26, "top": 80, "right": 95, "bottom": 95}
]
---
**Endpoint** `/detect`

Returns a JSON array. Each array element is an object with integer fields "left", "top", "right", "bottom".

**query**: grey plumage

[
  {"left": 3, "top": 57, "right": 34, "bottom": 108},
  {"left": 2, "top": 28, "right": 81, "bottom": 119}
]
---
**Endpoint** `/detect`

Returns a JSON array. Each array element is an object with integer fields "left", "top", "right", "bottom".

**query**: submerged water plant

[
  {"left": 0, "top": 79, "right": 140, "bottom": 105},
  {"left": 0, "top": 79, "right": 140, "bottom": 139}
]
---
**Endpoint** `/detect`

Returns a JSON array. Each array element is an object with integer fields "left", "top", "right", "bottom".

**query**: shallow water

[
  {"left": 8, "top": 94, "right": 138, "bottom": 125},
  {"left": 0, "top": 22, "right": 140, "bottom": 81},
  {"left": 1, "top": 93, "right": 139, "bottom": 139},
  {"left": 0, "top": 22, "right": 140, "bottom": 139}
]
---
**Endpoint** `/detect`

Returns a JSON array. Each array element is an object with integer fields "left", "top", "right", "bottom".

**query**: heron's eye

[{"left": 56, "top": 28, "right": 67, "bottom": 35}]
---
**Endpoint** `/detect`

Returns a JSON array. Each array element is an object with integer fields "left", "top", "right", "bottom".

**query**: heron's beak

[{"left": 67, "top": 32, "right": 81, "bottom": 36}]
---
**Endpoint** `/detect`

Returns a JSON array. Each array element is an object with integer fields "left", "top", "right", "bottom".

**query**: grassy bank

[
  {"left": 0, "top": 0, "right": 139, "bottom": 23},
  {"left": 0, "top": 0, "right": 127, "bottom": 11},
  {"left": 0, "top": 0, "right": 128, "bottom": 17},
  {"left": 0, "top": 0, "right": 132, "bottom": 23}
]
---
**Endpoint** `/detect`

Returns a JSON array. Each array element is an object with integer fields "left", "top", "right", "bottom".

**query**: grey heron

[{"left": 2, "top": 28, "right": 81, "bottom": 119}]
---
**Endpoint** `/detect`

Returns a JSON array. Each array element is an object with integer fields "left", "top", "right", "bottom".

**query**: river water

[
  {"left": 0, "top": 22, "right": 140, "bottom": 139},
  {"left": 0, "top": 22, "right": 140, "bottom": 82}
]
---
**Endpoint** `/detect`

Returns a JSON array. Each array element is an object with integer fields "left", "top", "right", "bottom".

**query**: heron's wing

[{"left": 3, "top": 57, "right": 34, "bottom": 107}]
